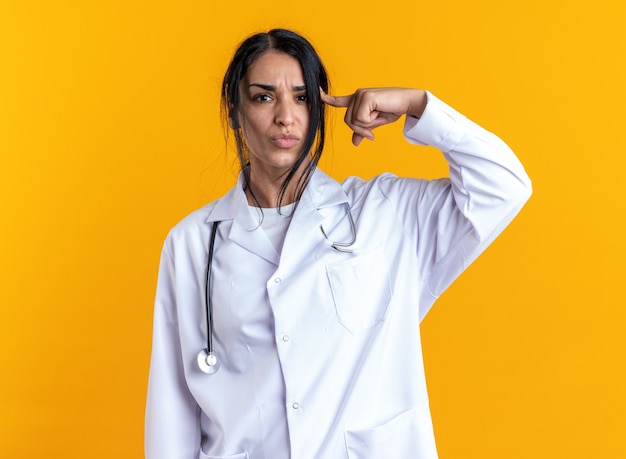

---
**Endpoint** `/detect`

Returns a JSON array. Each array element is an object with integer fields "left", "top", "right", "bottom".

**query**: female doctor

[{"left": 145, "top": 29, "right": 531, "bottom": 459}]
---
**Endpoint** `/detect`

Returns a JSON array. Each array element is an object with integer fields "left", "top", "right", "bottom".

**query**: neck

[
  {"left": 245, "top": 162, "right": 310, "bottom": 208},
  {"left": 244, "top": 173, "right": 294, "bottom": 208}
]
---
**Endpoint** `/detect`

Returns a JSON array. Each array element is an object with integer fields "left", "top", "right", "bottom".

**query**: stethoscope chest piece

[{"left": 197, "top": 348, "right": 220, "bottom": 374}]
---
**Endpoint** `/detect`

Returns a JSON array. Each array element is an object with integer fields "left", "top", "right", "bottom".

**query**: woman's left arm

[{"left": 324, "top": 88, "right": 532, "bottom": 319}]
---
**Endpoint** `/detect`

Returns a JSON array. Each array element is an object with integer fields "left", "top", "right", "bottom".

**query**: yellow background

[{"left": 1, "top": 0, "right": 625, "bottom": 457}]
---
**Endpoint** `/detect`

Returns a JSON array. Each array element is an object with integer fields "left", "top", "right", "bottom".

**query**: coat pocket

[
  {"left": 326, "top": 248, "right": 392, "bottom": 333},
  {"left": 345, "top": 409, "right": 421, "bottom": 459}
]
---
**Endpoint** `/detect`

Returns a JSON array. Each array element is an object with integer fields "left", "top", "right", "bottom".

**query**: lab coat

[{"left": 145, "top": 93, "right": 532, "bottom": 459}]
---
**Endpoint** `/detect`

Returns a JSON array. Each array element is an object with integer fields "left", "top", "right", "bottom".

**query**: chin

[
  {"left": 249, "top": 149, "right": 306, "bottom": 175},
  {"left": 270, "top": 152, "right": 301, "bottom": 169}
]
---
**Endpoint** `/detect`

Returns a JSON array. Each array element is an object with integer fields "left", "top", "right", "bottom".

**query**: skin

[
  {"left": 239, "top": 51, "right": 310, "bottom": 207},
  {"left": 321, "top": 87, "right": 428, "bottom": 146},
  {"left": 238, "top": 50, "right": 428, "bottom": 208}
]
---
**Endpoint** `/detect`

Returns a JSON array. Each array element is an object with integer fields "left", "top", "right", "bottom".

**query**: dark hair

[{"left": 221, "top": 29, "right": 329, "bottom": 209}]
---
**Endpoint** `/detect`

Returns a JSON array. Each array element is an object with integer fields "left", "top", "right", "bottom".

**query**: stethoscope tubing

[
  {"left": 198, "top": 204, "right": 357, "bottom": 374},
  {"left": 197, "top": 220, "right": 221, "bottom": 374},
  {"left": 205, "top": 220, "right": 220, "bottom": 353}
]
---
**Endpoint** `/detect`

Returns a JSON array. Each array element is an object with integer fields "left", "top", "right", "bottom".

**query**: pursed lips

[{"left": 272, "top": 133, "right": 300, "bottom": 149}]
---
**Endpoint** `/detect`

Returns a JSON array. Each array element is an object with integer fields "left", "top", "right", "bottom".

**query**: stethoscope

[
  {"left": 197, "top": 220, "right": 221, "bottom": 374},
  {"left": 197, "top": 203, "right": 357, "bottom": 374}
]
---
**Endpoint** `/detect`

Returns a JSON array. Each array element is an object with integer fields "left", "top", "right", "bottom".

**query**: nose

[{"left": 275, "top": 99, "right": 295, "bottom": 127}]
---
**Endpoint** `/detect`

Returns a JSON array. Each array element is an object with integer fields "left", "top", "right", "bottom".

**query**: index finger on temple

[{"left": 320, "top": 88, "right": 352, "bottom": 108}]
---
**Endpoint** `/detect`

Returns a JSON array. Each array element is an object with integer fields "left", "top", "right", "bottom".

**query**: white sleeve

[
  {"left": 145, "top": 240, "right": 201, "bottom": 459},
  {"left": 379, "top": 92, "right": 532, "bottom": 320}
]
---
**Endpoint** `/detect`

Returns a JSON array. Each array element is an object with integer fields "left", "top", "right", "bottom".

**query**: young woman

[{"left": 145, "top": 29, "right": 531, "bottom": 459}]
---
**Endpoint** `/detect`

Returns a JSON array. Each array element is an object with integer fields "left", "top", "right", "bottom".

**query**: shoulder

[
  {"left": 341, "top": 172, "right": 395, "bottom": 193},
  {"left": 171, "top": 202, "right": 217, "bottom": 233},
  {"left": 162, "top": 197, "right": 224, "bottom": 254},
  {"left": 341, "top": 173, "right": 430, "bottom": 201},
  {"left": 165, "top": 180, "right": 241, "bottom": 243}
]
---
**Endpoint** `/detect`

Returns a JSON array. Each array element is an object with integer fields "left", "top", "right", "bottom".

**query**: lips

[{"left": 272, "top": 134, "right": 299, "bottom": 149}]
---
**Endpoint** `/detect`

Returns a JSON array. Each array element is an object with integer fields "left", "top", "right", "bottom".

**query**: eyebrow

[{"left": 248, "top": 83, "right": 307, "bottom": 91}]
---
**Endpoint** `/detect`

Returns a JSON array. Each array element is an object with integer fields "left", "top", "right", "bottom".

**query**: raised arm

[{"left": 324, "top": 88, "right": 532, "bottom": 319}]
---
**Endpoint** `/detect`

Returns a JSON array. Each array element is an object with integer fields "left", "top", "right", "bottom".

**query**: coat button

[
  {"left": 292, "top": 402, "right": 300, "bottom": 410},
  {"left": 274, "top": 277, "right": 282, "bottom": 284},
  {"left": 282, "top": 335, "right": 290, "bottom": 342}
]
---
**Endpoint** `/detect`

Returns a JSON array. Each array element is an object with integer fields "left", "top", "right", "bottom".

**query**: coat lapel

[
  {"left": 280, "top": 169, "right": 350, "bottom": 266},
  {"left": 205, "top": 169, "right": 349, "bottom": 267},
  {"left": 206, "top": 175, "right": 279, "bottom": 265}
]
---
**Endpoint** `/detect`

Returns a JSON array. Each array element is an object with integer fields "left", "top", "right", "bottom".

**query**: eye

[
  {"left": 252, "top": 93, "right": 272, "bottom": 102},
  {"left": 296, "top": 93, "right": 308, "bottom": 103}
]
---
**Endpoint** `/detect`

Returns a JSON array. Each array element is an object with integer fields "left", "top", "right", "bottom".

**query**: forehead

[{"left": 244, "top": 51, "right": 305, "bottom": 84}]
